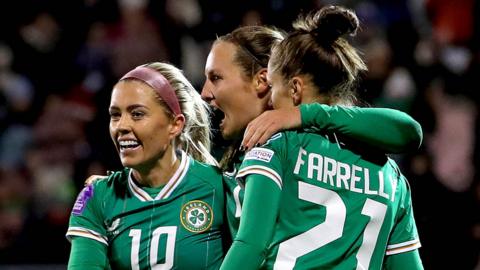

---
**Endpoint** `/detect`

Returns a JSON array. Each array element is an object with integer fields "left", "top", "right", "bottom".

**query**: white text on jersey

[{"left": 293, "top": 148, "right": 397, "bottom": 202}]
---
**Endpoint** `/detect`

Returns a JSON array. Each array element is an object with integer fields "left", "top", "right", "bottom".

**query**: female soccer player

[
  {"left": 201, "top": 24, "right": 422, "bottom": 243},
  {"left": 66, "top": 62, "right": 225, "bottom": 269},
  {"left": 219, "top": 6, "right": 423, "bottom": 270}
]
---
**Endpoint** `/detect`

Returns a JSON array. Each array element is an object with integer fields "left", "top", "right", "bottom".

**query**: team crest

[{"left": 180, "top": 200, "right": 213, "bottom": 233}]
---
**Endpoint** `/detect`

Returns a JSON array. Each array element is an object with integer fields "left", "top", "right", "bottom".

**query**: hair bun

[{"left": 312, "top": 6, "right": 359, "bottom": 45}]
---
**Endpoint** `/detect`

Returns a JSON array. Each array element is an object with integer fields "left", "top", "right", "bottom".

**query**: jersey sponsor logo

[
  {"left": 180, "top": 200, "right": 213, "bottom": 233},
  {"left": 245, "top": 147, "right": 274, "bottom": 162},
  {"left": 72, "top": 184, "right": 94, "bottom": 215}
]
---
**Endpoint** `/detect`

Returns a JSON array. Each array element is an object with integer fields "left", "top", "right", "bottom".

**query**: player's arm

[
  {"left": 68, "top": 237, "right": 109, "bottom": 270},
  {"left": 383, "top": 249, "right": 424, "bottom": 270},
  {"left": 220, "top": 174, "right": 282, "bottom": 270},
  {"left": 242, "top": 104, "right": 422, "bottom": 153}
]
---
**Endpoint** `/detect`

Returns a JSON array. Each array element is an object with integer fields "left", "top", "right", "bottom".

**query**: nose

[
  {"left": 112, "top": 114, "right": 132, "bottom": 134},
  {"left": 201, "top": 82, "right": 214, "bottom": 103}
]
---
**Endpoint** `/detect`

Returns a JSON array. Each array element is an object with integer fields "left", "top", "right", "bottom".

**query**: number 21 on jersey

[{"left": 274, "top": 182, "right": 387, "bottom": 270}]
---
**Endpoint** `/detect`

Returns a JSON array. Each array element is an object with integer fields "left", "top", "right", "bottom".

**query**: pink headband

[{"left": 120, "top": 66, "right": 181, "bottom": 115}]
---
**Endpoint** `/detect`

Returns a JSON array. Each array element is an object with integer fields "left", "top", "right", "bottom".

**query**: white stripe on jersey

[
  {"left": 66, "top": 226, "right": 108, "bottom": 245},
  {"left": 158, "top": 151, "right": 189, "bottom": 200},
  {"left": 128, "top": 151, "right": 189, "bottom": 201},
  {"left": 237, "top": 165, "right": 282, "bottom": 189},
  {"left": 386, "top": 239, "right": 421, "bottom": 255}
]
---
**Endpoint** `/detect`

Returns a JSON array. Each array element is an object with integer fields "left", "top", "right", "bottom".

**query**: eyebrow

[
  {"left": 206, "top": 69, "right": 218, "bottom": 76},
  {"left": 109, "top": 104, "right": 149, "bottom": 111}
]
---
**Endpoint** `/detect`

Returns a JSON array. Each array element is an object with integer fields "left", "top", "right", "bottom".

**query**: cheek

[
  {"left": 109, "top": 123, "right": 116, "bottom": 142},
  {"left": 218, "top": 79, "right": 250, "bottom": 104}
]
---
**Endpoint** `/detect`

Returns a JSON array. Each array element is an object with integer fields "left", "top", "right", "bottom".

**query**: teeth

[{"left": 119, "top": 140, "right": 139, "bottom": 149}]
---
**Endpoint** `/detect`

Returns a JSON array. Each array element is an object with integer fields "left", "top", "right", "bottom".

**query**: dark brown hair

[
  {"left": 217, "top": 25, "right": 286, "bottom": 80},
  {"left": 269, "top": 5, "right": 367, "bottom": 105},
  {"left": 215, "top": 26, "right": 285, "bottom": 171}
]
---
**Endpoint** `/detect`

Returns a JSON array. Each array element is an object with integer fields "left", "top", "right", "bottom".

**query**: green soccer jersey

[
  {"left": 222, "top": 157, "right": 245, "bottom": 239},
  {"left": 223, "top": 103, "right": 422, "bottom": 244},
  {"left": 236, "top": 131, "right": 421, "bottom": 270},
  {"left": 67, "top": 151, "right": 225, "bottom": 270}
]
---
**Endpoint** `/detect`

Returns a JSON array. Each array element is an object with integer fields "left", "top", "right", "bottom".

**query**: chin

[{"left": 120, "top": 158, "right": 138, "bottom": 168}]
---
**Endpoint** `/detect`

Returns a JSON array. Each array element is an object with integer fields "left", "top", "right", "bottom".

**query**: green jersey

[
  {"left": 222, "top": 157, "right": 245, "bottom": 239},
  {"left": 237, "top": 131, "right": 421, "bottom": 270},
  {"left": 67, "top": 151, "right": 225, "bottom": 269},
  {"left": 222, "top": 103, "right": 422, "bottom": 240}
]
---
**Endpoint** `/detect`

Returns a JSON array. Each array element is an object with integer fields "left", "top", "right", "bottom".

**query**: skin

[
  {"left": 268, "top": 64, "right": 324, "bottom": 109},
  {"left": 201, "top": 41, "right": 270, "bottom": 141},
  {"left": 109, "top": 79, "right": 185, "bottom": 187},
  {"left": 240, "top": 69, "right": 319, "bottom": 150}
]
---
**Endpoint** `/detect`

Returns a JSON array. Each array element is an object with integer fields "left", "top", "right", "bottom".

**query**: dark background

[{"left": 0, "top": 0, "right": 479, "bottom": 269}]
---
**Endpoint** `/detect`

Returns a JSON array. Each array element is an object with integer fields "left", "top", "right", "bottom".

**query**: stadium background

[{"left": 0, "top": 0, "right": 479, "bottom": 269}]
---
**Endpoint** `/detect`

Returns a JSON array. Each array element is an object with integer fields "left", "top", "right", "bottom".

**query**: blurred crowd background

[{"left": 0, "top": 0, "right": 479, "bottom": 269}]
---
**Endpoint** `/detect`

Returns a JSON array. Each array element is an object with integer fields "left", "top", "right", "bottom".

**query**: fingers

[{"left": 243, "top": 124, "right": 266, "bottom": 151}]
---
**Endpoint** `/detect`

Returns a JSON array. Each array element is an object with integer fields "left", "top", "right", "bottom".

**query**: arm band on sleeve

[
  {"left": 300, "top": 104, "right": 423, "bottom": 153},
  {"left": 220, "top": 174, "right": 282, "bottom": 270},
  {"left": 68, "top": 237, "right": 109, "bottom": 270}
]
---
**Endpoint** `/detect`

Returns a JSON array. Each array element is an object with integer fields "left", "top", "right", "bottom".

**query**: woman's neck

[{"left": 132, "top": 148, "right": 181, "bottom": 188}]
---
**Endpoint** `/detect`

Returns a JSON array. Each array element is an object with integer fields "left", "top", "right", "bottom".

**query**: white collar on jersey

[{"left": 128, "top": 150, "right": 190, "bottom": 201}]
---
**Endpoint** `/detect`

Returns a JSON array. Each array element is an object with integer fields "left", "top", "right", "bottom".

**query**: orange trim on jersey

[
  {"left": 128, "top": 151, "right": 189, "bottom": 201},
  {"left": 128, "top": 176, "right": 151, "bottom": 202},
  {"left": 237, "top": 165, "right": 282, "bottom": 189},
  {"left": 66, "top": 227, "right": 108, "bottom": 245},
  {"left": 156, "top": 151, "right": 189, "bottom": 200},
  {"left": 386, "top": 239, "right": 421, "bottom": 255}
]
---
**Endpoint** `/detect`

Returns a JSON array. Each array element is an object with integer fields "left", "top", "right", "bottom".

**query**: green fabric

[
  {"left": 68, "top": 237, "right": 109, "bottom": 270},
  {"left": 66, "top": 153, "right": 225, "bottom": 270},
  {"left": 222, "top": 157, "right": 245, "bottom": 240},
  {"left": 220, "top": 174, "right": 281, "bottom": 270},
  {"left": 300, "top": 103, "right": 423, "bottom": 153},
  {"left": 234, "top": 130, "right": 421, "bottom": 269},
  {"left": 383, "top": 250, "right": 424, "bottom": 270}
]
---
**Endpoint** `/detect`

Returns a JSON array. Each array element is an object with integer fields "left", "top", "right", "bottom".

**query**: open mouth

[
  {"left": 210, "top": 106, "right": 225, "bottom": 125},
  {"left": 118, "top": 140, "right": 141, "bottom": 152}
]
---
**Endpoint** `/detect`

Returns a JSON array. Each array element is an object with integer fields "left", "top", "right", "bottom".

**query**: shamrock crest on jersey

[{"left": 180, "top": 200, "right": 213, "bottom": 233}]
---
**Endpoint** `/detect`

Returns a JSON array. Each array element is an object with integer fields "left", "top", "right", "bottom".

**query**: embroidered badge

[
  {"left": 72, "top": 185, "right": 94, "bottom": 215},
  {"left": 245, "top": 147, "right": 274, "bottom": 162},
  {"left": 180, "top": 200, "right": 213, "bottom": 233}
]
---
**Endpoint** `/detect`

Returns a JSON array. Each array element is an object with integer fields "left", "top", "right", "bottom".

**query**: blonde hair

[{"left": 144, "top": 62, "right": 217, "bottom": 166}]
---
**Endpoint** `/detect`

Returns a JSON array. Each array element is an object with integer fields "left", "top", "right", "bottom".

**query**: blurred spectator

[
  {"left": 0, "top": 43, "right": 34, "bottom": 171},
  {"left": 0, "top": 0, "right": 478, "bottom": 268},
  {"left": 107, "top": 0, "right": 170, "bottom": 77}
]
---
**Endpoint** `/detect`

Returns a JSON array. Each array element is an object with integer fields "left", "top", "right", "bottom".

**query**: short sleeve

[
  {"left": 236, "top": 133, "right": 285, "bottom": 190},
  {"left": 66, "top": 182, "right": 108, "bottom": 245}
]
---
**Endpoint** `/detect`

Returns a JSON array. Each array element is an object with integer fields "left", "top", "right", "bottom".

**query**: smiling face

[
  {"left": 109, "top": 80, "right": 181, "bottom": 171},
  {"left": 201, "top": 41, "right": 265, "bottom": 141}
]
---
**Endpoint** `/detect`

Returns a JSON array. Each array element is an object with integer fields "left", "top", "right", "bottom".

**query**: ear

[
  {"left": 254, "top": 68, "right": 270, "bottom": 96},
  {"left": 289, "top": 77, "right": 304, "bottom": 106},
  {"left": 169, "top": 114, "right": 185, "bottom": 138}
]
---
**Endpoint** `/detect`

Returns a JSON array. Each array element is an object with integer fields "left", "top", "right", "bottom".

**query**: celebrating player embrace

[{"left": 220, "top": 6, "right": 423, "bottom": 270}]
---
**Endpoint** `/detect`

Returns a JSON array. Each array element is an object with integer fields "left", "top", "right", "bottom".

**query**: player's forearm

[
  {"left": 300, "top": 104, "right": 423, "bottom": 153},
  {"left": 383, "top": 250, "right": 424, "bottom": 270},
  {"left": 220, "top": 175, "right": 281, "bottom": 270},
  {"left": 68, "top": 237, "right": 109, "bottom": 270},
  {"left": 220, "top": 241, "right": 266, "bottom": 270}
]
